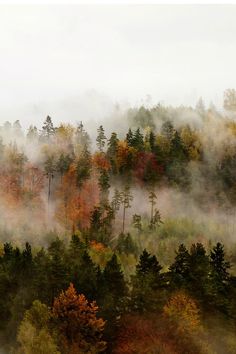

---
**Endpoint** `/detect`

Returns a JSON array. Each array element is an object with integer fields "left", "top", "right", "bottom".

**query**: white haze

[{"left": 1, "top": 5, "right": 236, "bottom": 128}]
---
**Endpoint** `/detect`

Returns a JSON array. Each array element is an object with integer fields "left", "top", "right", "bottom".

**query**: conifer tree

[
  {"left": 96, "top": 125, "right": 106, "bottom": 152},
  {"left": 41, "top": 115, "right": 55, "bottom": 140}
]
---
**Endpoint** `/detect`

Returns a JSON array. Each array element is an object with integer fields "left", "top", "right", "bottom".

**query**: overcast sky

[{"left": 0, "top": 4, "right": 236, "bottom": 127}]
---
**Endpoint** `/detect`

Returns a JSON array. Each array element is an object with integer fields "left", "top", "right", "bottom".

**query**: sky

[{"left": 0, "top": 4, "right": 236, "bottom": 128}]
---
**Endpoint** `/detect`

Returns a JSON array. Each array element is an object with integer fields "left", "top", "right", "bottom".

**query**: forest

[{"left": 1, "top": 90, "right": 236, "bottom": 353}]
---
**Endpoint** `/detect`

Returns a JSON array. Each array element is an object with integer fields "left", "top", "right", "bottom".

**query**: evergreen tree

[
  {"left": 76, "top": 145, "right": 91, "bottom": 188},
  {"left": 131, "top": 249, "right": 165, "bottom": 312},
  {"left": 126, "top": 128, "right": 133, "bottom": 146},
  {"left": 169, "top": 244, "right": 191, "bottom": 289},
  {"left": 44, "top": 156, "right": 55, "bottom": 205},
  {"left": 27, "top": 125, "right": 38, "bottom": 142},
  {"left": 107, "top": 132, "right": 119, "bottom": 173},
  {"left": 103, "top": 254, "right": 127, "bottom": 301},
  {"left": 98, "top": 169, "right": 110, "bottom": 205},
  {"left": 96, "top": 125, "right": 106, "bottom": 152},
  {"left": 188, "top": 243, "right": 210, "bottom": 306},
  {"left": 149, "top": 130, "right": 156, "bottom": 152},
  {"left": 41, "top": 116, "right": 55, "bottom": 140},
  {"left": 209, "top": 242, "right": 231, "bottom": 313},
  {"left": 161, "top": 120, "right": 174, "bottom": 140},
  {"left": 120, "top": 186, "right": 133, "bottom": 233},
  {"left": 132, "top": 128, "right": 144, "bottom": 151},
  {"left": 56, "top": 153, "right": 73, "bottom": 183}
]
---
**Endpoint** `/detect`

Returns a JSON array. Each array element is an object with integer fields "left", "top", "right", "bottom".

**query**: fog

[{"left": 1, "top": 5, "right": 236, "bottom": 128}]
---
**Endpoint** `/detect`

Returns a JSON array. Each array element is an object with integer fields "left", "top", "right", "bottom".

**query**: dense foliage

[{"left": 1, "top": 93, "right": 236, "bottom": 352}]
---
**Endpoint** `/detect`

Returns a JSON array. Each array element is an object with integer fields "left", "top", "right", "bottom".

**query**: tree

[
  {"left": 76, "top": 145, "right": 91, "bottom": 188},
  {"left": 169, "top": 244, "right": 191, "bottom": 289},
  {"left": 163, "top": 291, "right": 201, "bottom": 337},
  {"left": 56, "top": 153, "right": 73, "bottom": 183},
  {"left": 125, "top": 128, "right": 133, "bottom": 146},
  {"left": 41, "top": 116, "right": 55, "bottom": 140},
  {"left": 209, "top": 242, "right": 231, "bottom": 313},
  {"left": 148, "top": 190, "right": 157, "bottom": 228},
  {"left": 132, "top": 128, "right": 144, "bottom": 151},
  {"left": 131, "top": 249, "right": 165, "bottom": 312},
  {"left": 52, "top": 283, "right": 106, "bottom": 353},
  {"left": 17, "top": 300, "right": 59, "bottom": 354},
  {"left": 224, "top": 89, "right": 236, "bottom": 112},
  {"left": 75, "top": 121, "right": 90, "bottom": 149},
  {"left": 132, "top": 214, "right": 142, "bottom": 233},
  {"left": 96, "top": 125, "right": 106, "bottom": 152},
  {"left": 195, "top": 97, "right": 205, "bottom": 115},
  {"left": 188, "top": 243, "right": 210, "bottom": 307},
  {"left": 150, "top": 209, "right": 163, "bottom": 230},
  {"left": 161, "top": 120, "right": 174, "bottom": 140},
  {"left": 27, "top": 125, "right": 38, "bottom": 142},
  {"left": 116, "top": 233, "right": 137, "bottom": 256},
  {"left": 111, "top": 189, "right": 122, "bottom": 214},
  {"left": 120, "top": 186, "right": 133, "bottom": 233},
  {"left": 107, "top": 132, "right": 119, "bottom": 173},
  {"left": 98, "top": 169, "right": 110, "bottom": 206},
  {"left": 48, "top": 238, "right": 68, "bottom": 303},
  {"left": 101, "top": 254, "right": 127, "bottom": 327},
  {"left": 44, "top": 156, "right": 55, "bottom": 206}
]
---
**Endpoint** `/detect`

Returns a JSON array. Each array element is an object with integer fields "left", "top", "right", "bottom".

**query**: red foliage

[{"left": 133, "top": 152, "right": 164, "bottom": 184}]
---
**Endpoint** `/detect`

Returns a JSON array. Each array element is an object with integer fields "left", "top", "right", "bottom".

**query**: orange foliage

[
  {"left": 116, "top": 141, "right": 137, "bottom": 172},
  {"left": 93, "top": 152, "right": 111, "bottom": 171},
  {"left": 113, "top": 314, "right": 178, "bottom": 354},
  {"left": 52, "top": 283, "right": 106, "bottom": 353},
  {"left": 56, "top": 164, "right": 99, "bottom": 231},
  {"left": 90, "top": 240, "right": 106, "bottom": 252},
  {"left": 163, "top": 291, "right": 201, "bottom": 336}
]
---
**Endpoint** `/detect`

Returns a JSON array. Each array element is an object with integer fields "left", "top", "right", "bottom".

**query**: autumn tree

[
  {"left": 52, "top": 283, "right": 106, "bottom": 353},
  {"left": 163, "top": 291, "right": 201, "bottom": 337},
  {"left": 17, "top": 300, "right": 59, "bottom": 354}
]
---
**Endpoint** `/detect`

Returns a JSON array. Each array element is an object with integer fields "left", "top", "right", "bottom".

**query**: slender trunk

[
  {"left": 48, "top": 175, "right": 51, "bottom": 205},
  {"left": 151, "top": 200, "right": 154, "bottom": 223},
  {"left": 122, "top": 203, "right": 126, "bottom": 233}
]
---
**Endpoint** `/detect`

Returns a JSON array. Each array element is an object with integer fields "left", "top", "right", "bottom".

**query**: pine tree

[
  {"left": 209, "top": 242, "right": 231, "bottom": 313},
  {"left": 169, "top": 244, "right": 191, "bottom": 289},
  {"left": 41, "top": 116, "right": 55, "bottom": 140},
  {"left": 76, "top": 145, "right": 91, "bottom": 188},
  {"left": 132, "top": 214, "right": 142, "bottom": 233},
  {"left": 126, "top": 128, "right": 133, "bottom": 146},
  {"left": 44, "top": 156, "right": 55, "bottom": 205},
  {"left": 96, "top": 125, "right": 106, "bottom": 152},
  {"left": 161, "top": 120, "right": 174, "bottom": 140},
  {"left": 107, "top": 132, "right": 119, "bottom": 173},
  {"left": 133, "top": 128, "right": 144, "bottom": 151},
  {"left": 56, "top": 153, "right": 73, "bottom": 183},
  {"left": 98, "top": 169, "right": 110, "bottom": 206},
  {"left": 131, "top": 249, "right": 165, "bottom": 312},
  {"left": 149, "top": 130, "right": 156, "bottom": 152},
  {"left": 188, "top": 243, "right": 210, "bottom": 305},
  {"left": 120, "top": 186, "right": 133, "bottom": 233}
]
